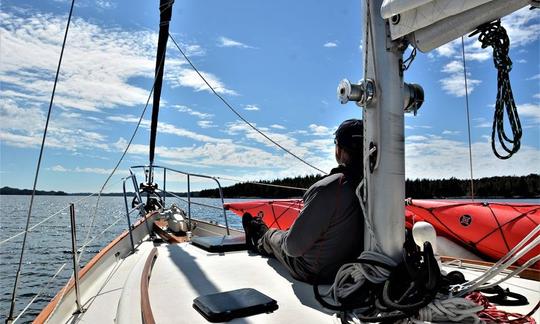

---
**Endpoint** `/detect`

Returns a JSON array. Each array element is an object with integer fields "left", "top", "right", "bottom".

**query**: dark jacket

[{"left": 282, "top": 169, "right": 364, "bottom": 280}]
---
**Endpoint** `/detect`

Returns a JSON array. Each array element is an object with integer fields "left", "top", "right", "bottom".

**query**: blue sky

[{"left": 0, "top": 0, "right": 539, "bottom": 193}]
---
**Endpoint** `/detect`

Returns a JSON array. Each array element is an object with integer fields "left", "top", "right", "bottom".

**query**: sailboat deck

[
  {"left": 55, "top": 236, "right": 539, "bottom": 323},
  {"left": 149, "top": 241, "right": 335, "bottom": 323}
]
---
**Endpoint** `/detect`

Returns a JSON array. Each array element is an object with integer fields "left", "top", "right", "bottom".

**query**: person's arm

[{"left": 282, "top": 185, "right": 336, "bottom": 257}]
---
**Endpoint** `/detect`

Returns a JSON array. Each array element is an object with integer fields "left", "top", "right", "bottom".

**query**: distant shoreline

[{"left": 2, "top": 173, "right": 539, "bottom": 199}]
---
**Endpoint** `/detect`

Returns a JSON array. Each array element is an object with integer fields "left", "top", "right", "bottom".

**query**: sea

[{"left": 0, "top": 195, "right": 538, "bottom": 323}]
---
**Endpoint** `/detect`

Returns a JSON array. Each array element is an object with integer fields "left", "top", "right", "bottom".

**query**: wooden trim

[
  {"left": 152, "top": 223, "right": 186, "bottom": 244},
  {"left": 34, "top": 211, "right": 158, "bottom": 324},
  {"left": 141, "top": 247, "right": 158, "bottom": 324},
  {"left": 441, "top": 256, "right": 540, "bottom": 281}
]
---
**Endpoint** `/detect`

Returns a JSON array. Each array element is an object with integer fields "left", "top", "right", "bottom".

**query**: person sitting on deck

[{"left": 242, "top": 119, "right": 364, "bottom": 284}]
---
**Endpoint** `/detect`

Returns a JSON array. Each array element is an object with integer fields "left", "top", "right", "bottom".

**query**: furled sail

[{"left": 380, "top": 0, "right": 530, "bottom": 51}]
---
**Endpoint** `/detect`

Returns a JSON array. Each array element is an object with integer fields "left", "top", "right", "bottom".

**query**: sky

[{"left": 0, "top": 0, "right": 539, "bottom": 193}]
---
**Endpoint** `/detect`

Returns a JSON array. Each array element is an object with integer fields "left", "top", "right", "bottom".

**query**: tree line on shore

[
  {"left": 2, "top": 174, "right": 538, "bottom": 198},
  {"left": 198, "top": 174, "right": 539, "bottom": 199}
]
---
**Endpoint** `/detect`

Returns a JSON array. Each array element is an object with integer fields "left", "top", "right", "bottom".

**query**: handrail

[
  {"left": 130, "top": 165, "right": 230, "bottom": 235},
  {"left": 157, "top": 191, "right": 222, "bottom": 211},
  {"left": 140, "top": 247, "right": 158, "bottom": 324}
]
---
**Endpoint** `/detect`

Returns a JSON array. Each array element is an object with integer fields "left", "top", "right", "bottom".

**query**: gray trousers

[{"left": 258, "top": 229, "right": 317, "bottom": 283}]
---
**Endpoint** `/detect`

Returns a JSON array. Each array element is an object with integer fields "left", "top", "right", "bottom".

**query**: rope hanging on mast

[{"left": 470, "top": 20, "right": 522, "bottom": 160}]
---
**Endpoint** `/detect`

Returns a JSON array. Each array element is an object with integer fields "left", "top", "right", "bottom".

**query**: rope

[
  {"left": 322, "top": 251, "right": 397, "bottom": 302},
  {"left": 456, "top": 224, "right": 540, "bottom": 295},
  {"left": 460, "top": 36, "right": 475, "bottom": 201},
  {"left": 356, "top": 179, "right": 383, "bottom": 252},
  {"left": 6, "top": 1, "right": 76, "bottom": 321},
  {"left": 470, "top": 20, "right": 522, "bottom": 159},
  {"left": 168, "top": 33, "right": 327, "bottom": 175},
  {"left": 466, "top": 292, "right": 538, "bottom": 323},
  {"left": 398, "top": 298, "right": 483, "bottom": 324}
]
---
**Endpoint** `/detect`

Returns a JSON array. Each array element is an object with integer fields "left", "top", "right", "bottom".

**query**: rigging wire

[
  {"left": 168, "top": 33, "right": 327, "bottom": 175},
  {"left": 6, "top": 0, "right": 76, "bottom": 321},
  {"left": 0, "top": 177, "right": 124, "bottom": 247},
  {"left": 460, "top": 36, "right": 475, "bottom": 201},
  {"left": 78, "top": 51, "right": 167, "bottom": 263},
  {"left": 12, "top": 263, "right": 67, "bottom": 323}
]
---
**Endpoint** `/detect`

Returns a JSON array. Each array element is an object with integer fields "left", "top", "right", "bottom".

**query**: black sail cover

[{"left": 149, "top": 0, "right": 174, "bottom": 180}]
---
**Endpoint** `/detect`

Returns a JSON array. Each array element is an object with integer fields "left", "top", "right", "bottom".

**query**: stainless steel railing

[{"left": 129, "top": 165, "right": 230, "bottom": 235}]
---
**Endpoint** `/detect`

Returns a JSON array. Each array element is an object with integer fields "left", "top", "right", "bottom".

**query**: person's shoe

[
  {"left": 250, "top": 216, "right": 269, "bottom": 244},
  {"left": 242, "top": 213, "right": 255, "bottom": 251}
]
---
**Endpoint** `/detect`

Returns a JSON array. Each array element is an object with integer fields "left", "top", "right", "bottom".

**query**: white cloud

[
  {"left": 96, "top": 0, "right": 116, "bottom": 9},
  {"left": 270, "top": 124, "right": 286, "bottom": 130},
  {"left": 323, "top": 42, "right": 338, "bottom": 48},
  {"left": 527, "top": 74, "right": 540, "bottom": 80},
  {"left": 0, "top": 9, "right": 235, "bottom": 113},
  {"left": 440, "top": 60, "right": 481, "bottom": 97},
  {"left": 168, "top": 69, "right": 237, "bottom": 95},
  {"left": 534, "top": 93, "right": 540, "bottom": 100},
  {"left": 197, "top": 120, "right": 216, "bottom": 128},
  {"left": 51, "top": 165, "right": 68, "bottom": 172},
  {"left": 0, "top": 98, "right": 110, "bottom": 151},
  {"left": 0, "top": 10, "right": 158, "bottom": 112},
  {"left": 442, "top": 130, "right": 460, "bottom": 135},
  {"left": 107, "top": 115, "right": 230, "bottom": 143},
  {"left": 49, "top": 164, "right": 128, "bottom": 175},
  {"left": 435, "top": 43, "right": 455, "bottom": 57},
  {"left": 516, "top": 59, "right": 527, "bottom": 64},
  {"left": 406, "top": 135, "right": 428, "bottom": 142},
  {"left": 244, "top": 104, "right": 260, "bottom": 111},
  {"left": 308, "top": 124, "right": 332, "bottom": 136},
  {"left": 217, "top": 36, "right": 253, "bottom": 49},
  {"left": 172, "top": 105, "right": 213, "bottom": 119},
  {"left": 518, "top": 103, "right": 540, "bottom": 124},
  {"left": 406, "top": 137, "right": 540, "bottom": 179}
]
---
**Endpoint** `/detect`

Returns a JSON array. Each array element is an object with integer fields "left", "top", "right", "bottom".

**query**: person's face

[{"left": 335, "top": 144, "right": 342, "bottom": 164}]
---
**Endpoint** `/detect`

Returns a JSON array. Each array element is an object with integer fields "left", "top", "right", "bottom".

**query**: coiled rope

[
  {"left": 470, "top": 20, "right": 522, "bottom": 159},
  {"left": 466, "top": 291, "right": 539, "bottom": 323}
]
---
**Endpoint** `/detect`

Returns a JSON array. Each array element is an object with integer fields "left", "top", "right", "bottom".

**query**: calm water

[
  {"left": 0, "top": 195, "right": 244, "bottom": 323},
  {"left": 1, "top": 196, "right": 538, "bottom": 323}
]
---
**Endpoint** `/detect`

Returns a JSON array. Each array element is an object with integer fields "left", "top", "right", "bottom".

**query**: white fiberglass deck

[
  {"left": 58, "top": 238, "right": 539, "bottom": 323},
  {"left": 149, "top": 241, "right": 335, "bottom": 323}
]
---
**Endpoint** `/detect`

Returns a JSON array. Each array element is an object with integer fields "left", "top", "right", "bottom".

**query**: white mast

[
  {"left": 339, "top": 0, "right": 423, "bottom": 261},
  {"left": 361, "top": 0, "right": 405, "bottom": 261}
]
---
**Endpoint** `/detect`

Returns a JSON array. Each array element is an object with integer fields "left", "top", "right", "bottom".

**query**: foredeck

[
  {"left": 149, "top": 241, "right": 335, "bottom": 323},
  {"left": 51, "top": 236, "right": 539, "bottom": 323}
]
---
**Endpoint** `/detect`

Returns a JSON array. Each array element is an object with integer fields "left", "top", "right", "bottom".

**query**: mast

[
  {"left": 362, "top": 0, "right": 405, "bottom": 261},
  {"left": 148, "top": 0, "right": 174, "bottom": 184}
]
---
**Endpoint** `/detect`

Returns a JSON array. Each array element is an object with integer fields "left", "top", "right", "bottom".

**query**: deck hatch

[{"left": 193, "top": 288, "right": 278, "bottom": 322}]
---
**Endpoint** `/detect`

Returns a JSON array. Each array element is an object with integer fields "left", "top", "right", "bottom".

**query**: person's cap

[{"left": 334, "top": 119, "right": 363, "bottom": 152}]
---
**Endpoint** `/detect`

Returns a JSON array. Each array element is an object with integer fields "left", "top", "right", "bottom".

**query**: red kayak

[{"left": 224, "top": 199, "right": 540, "bottom": 269}]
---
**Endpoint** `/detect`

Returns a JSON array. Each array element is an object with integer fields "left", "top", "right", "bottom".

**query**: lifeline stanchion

[{"left": 69, "top": 204, "right": 84, "bottom": 314}]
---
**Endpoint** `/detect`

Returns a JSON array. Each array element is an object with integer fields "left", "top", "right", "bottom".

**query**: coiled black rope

[{"left": 470, "top": 20, "right": 522, "bottom": 160}]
